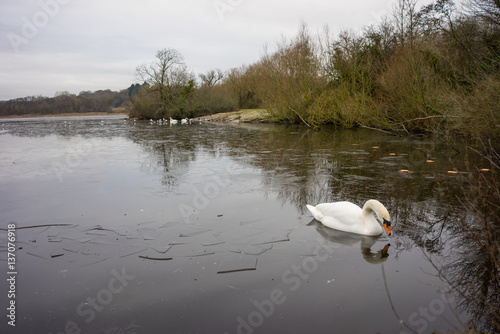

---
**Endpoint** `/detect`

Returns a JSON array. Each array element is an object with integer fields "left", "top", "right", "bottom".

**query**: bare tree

[
  {"left": 199, "top": 69, "right": 224, "bottom": 89},
  {"left": 465, "top": 0, "right": 500, "bottom": 25},
  {"left": 135, "top": 48, "right": 194, "bottom": 117},
  {"left": 419, "top": 0, "right": 473, "bottom": 53},
  {"left": 392, "top": 0, "right": 422, "bottom": 47}
]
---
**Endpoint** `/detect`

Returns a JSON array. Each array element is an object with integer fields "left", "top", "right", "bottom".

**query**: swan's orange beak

[{"left": 383, "top": 219, "right": 392, "bottom": 236}]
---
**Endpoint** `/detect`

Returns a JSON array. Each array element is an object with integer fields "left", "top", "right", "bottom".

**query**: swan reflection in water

[{"left": 308, "top": 220, "right": 391, "bottom": 264}]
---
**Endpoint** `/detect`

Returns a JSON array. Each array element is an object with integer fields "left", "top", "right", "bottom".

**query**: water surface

[{"left": 0, "top": 116, "right": 490, "bottom": 333}]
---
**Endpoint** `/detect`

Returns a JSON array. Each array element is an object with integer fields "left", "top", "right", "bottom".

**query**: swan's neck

[
  {"left": 362, "top": 200, "right": 388, "bottom": 227},
  {"left": 362, "top": 201, "right": 377, "bottom": 218},
  {"left": 363, "top": 200, "right": 385, "bottom": 216},
  {"left": 362, "top": 207, "right": 377, "bottom": 226}
]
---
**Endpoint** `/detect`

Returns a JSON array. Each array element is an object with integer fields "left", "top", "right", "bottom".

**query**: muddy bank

[{"left": 193, "top": 109, "right": 271, "bottom": 123}]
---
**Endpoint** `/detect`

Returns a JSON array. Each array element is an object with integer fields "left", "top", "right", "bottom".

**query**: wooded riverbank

[{"left": 128, "top": 0, "right": 499, "bottom": 142}]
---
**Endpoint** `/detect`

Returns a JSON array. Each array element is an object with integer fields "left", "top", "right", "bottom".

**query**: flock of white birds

[{"left": 149, "top": 117, "right": 191, "bottom": 125}]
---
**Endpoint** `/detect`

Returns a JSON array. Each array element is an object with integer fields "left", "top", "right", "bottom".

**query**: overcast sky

[{"left": 1, "top": 0, "right": 435, "bottom": 100}]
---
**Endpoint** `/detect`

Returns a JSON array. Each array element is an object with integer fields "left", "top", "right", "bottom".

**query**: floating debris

[
  {"left": 389, "top": 153, "right": 396, "bottom": 156},
  {"left": 139, "top": 255, "right": 173, "bottom": 261},
  {"left": 426, "top": 160, "right": 436, "bottom": 163},
  {"left": 400, "top": 169, "right": 410, "bottom": 173},
  {"left": 217, "top": 257, "right": 258, "bottom": 274},
  {"left": 447, "top": 170, "right": 458, "bottom": 174},
  {"left": 480, "top": 168, "right": 490, "bottom": 172}
]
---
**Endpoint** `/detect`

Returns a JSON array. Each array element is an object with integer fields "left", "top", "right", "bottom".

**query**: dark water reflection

[{"left": 0, "top": 116, "right": 497, "bottom": 333}]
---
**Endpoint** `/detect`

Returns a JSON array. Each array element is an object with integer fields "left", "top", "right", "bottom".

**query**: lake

[{"left": 0, "top": 115, "right": 495, "bottom": 333}]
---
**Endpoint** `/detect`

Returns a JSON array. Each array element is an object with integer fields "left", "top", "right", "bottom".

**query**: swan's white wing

[
  {"left": 315, "top": 202, "right": 362, "bottom": 219},
  {"left": 312, "top": 202, "right": 365, "bottom": 233}
]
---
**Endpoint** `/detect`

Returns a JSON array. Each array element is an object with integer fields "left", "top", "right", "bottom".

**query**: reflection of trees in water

[
  {"left": 81, "top": 121, "right": 500, "bottom": 331},
  {"left": 138, "top": 141, "right": 196, "bottom": 188},
  {"left": 198, "top": 124, "right": 498, "bottom": 332},
  {"left": 12, "top": 118, "right": 496, "bottom": 330},
  {"left": 111, "top": 122, "right": 500, "bottom": 331},
  {"left": 215, "top": 124, "right": 456, "bottom": 212},
  {"left": 431, "top": 233, "right": 500, "bottom": 333},
  {"left": 425, "top": 148, "right": 500, "bottom": 333},
  {"left": 130, "top": 124, "right": 211, "bottom": 189},
  {"left": 377, "top": 148, "right": 500, "bottom": 333}
]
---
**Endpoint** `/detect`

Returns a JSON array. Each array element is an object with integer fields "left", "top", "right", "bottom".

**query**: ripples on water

[{"left": 0, "top": 115, "right": 497, "bottom": 333}]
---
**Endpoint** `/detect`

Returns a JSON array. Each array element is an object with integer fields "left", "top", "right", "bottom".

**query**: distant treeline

[{"left": 0, "top": 89, "right": 132, "bottom": 117}]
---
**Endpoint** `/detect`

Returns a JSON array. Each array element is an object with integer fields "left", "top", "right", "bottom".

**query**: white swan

[
  {"left": 306, "top": 199, "right": 392, "bottom": 236},
  {"left": 169, "top": 117, "right": 178, "bottom": 124}
]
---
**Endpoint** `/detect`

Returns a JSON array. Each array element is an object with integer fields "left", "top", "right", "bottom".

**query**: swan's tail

[{"left": 306, "top": 204, "right": 323, "bottom": 221}]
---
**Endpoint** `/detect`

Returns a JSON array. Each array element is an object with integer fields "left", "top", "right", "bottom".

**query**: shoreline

[
  {"left": 0, "top": 109, "right": 267, "bottom": 122},
  {"left": 0, "top": 112, "right": 128, "bottom": 119},
  {"left": 192, "top": 109, "right": 271, "bottom": 123}
]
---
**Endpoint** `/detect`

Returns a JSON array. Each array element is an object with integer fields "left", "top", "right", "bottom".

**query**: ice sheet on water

[
  {"left": 227, "top": 244, "right": 273, "bottom": 255},
  {"left": 166, "top": 243, "right": 214, "bottom": 257},
  {"left": 150, "top": 244, "right": 172, "bottom": 254},
  {"left": 119, "top": 246, "right": 149, "bottom": 258},
  {"left": 233, "top": 229, "right": 292, "bottom": 245},
  {"left": 213, "top": 227, "right": 267, "bottom": 243}
]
